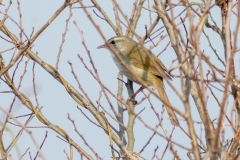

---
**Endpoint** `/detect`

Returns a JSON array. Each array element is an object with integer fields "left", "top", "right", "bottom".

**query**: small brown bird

[{"left": 98, "top": 36, "right": 179, "bottom": 126}]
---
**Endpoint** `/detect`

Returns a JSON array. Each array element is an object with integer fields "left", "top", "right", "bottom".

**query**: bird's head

[{"left": 97, "top": 36, "right": 137, "bottom": 55}]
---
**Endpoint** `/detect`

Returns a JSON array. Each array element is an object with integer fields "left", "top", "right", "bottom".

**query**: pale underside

[{"left": 110, "top": 51, "right": 160, "bottom": 87}]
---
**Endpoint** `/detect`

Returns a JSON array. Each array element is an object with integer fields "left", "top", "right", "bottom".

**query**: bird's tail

[{"left": 155, "top": 79, "right": 179, "bottom": 126}]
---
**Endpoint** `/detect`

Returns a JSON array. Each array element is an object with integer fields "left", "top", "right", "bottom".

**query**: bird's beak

[{"left": 97, "top": 44, "right": 106, "bottom": 49}]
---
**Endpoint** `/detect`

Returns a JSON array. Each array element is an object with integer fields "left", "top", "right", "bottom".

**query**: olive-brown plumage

[{"left": 98, "top": 36, "right": 179, "bottom": 126}]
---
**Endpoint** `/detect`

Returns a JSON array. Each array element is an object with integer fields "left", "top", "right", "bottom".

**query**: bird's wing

[{"left": 126, "top": 44, "right": 172, "bottom": 80}]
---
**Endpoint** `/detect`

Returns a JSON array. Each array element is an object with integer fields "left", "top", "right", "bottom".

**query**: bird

[{"left": 97, "top": 36, "right": 179, "bottom": 126}]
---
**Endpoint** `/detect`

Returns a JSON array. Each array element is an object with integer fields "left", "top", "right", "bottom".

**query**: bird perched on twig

[{"left": 97, "top": 36, "right": 179, "bottom": 126}]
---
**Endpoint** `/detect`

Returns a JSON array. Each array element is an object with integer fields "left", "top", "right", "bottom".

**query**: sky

[{"left": 0, "top": 0, "right": 239, "bottom": 159}]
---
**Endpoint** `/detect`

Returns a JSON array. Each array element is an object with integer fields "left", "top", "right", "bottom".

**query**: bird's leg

[
  {"left": 127, "top": 86, "right": 144, "bottom": 105},
  {"left": 117, "top": 77, "right": 144, "bottom": 105}
]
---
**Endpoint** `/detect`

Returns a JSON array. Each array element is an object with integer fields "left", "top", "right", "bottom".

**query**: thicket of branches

[{"left": 0, "top": 0, "right": 240, "bottom": 160}]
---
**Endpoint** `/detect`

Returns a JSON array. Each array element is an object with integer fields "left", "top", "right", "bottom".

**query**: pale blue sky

[{"left": 1, "top": 0, "right": 238, "bottom": 159}]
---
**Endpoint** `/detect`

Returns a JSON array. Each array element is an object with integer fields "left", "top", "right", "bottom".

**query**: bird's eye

[{"left": 110, "top": 40, "right": 115, "bottom": 44}]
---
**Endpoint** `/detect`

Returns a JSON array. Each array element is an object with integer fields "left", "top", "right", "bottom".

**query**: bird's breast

[{"left": 110, "top": 51, "right": 155, "bottom": 86}]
